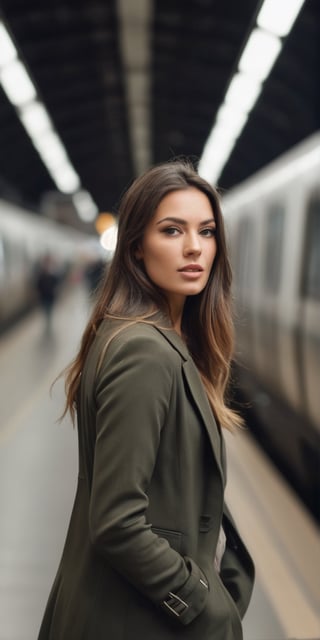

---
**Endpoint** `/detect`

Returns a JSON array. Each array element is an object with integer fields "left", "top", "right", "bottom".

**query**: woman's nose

[{"left": 183, "top": 233, "right": 201, "bottom": 256}]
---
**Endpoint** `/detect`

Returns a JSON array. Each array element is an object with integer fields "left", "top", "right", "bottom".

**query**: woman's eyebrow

[
  {"left": 199, "top": 218, "right": 216, "bottom": 226},
  {"left": 156, "top": 216, "right": 215, "bottom": 225},
  {"left": 156, "top": 216, "right": 187, "bottom": 225}
]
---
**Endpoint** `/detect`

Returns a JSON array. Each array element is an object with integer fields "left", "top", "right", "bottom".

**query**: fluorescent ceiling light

[
  {"left": 216, "top": 104, "right": 249, "bottom": 139},
  {"left": 0, "top": 22, "right": 17, "bottom": 67},
  {"left": 0, "top": 58, "right": 36, "bottom": 105},
  {"left": 198, "top": 107, "right": 248, "bottom": 182},
  {"left": 257, "top": 0, "right": 306, "bottom": 37},
  {"left": 198, "top": 0, "right": 306, "bottom": 185},
  {"left": 239, "top": 28, "right": 282, "bottom": 82},
  {"left": 33, "top": 130, "right": 68, "bottom": 169},
  {"left": 19, "top": 101, "right": 52, "bottom": 138},
  {"left": 198, "top": 130, "right": 237, "bottom": 183},
  {"left": 225, "top": 72, "right": 262, "bottom": 113},
  {"left": 73, "top": 190, "right": 98, "bottom": 222},
  {"left": 0, "top": 21, "right": 86, "bottom": 199},
  {"left": 50, "top": 163, "right": 81, "bottom": 193}
]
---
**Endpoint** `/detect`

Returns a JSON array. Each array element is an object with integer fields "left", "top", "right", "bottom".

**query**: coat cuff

[{"left": 160, "top": 557, "right": 209, "bottom": 625}]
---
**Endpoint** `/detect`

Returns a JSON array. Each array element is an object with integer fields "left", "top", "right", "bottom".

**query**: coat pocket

[{"left": 151, "top": 527, "right": 182, "bottom": 553}]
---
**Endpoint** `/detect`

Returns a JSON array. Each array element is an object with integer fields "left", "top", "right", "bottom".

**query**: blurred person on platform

[
  {"left": 34, "top": 253, "right": 61, "bottom": 333},
  {"left": 38, "top": 161, "right": 254, "bottom": 640}
]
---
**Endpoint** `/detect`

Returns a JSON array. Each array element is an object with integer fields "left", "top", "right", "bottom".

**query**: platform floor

[{"left": 1, "top": 285, "right": 319, "bottom": 640}]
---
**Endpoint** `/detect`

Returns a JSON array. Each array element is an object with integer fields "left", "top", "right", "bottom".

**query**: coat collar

[{"left": 153, "top": 320, "right": 224, "bottom": 485}]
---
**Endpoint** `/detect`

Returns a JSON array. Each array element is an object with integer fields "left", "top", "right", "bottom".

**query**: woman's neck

[{"left": 170, "top": 306, "right": 184, "bottom": 337}]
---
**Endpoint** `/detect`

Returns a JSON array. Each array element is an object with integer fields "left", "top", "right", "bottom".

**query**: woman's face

[{"left": 137, "top": 187, "right": 217, "bottom": 312}]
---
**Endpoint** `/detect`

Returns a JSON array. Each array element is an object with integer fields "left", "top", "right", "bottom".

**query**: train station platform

[{"left": 0, "top": 284, "right": 319, "bottom": 640}]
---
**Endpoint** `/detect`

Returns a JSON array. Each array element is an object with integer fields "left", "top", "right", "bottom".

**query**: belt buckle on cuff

[{"left": 162, "top": 591, "right": 189, "bottom": 617}]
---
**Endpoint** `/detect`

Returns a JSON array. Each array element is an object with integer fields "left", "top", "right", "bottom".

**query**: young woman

[{"left": 38, "top": 161, "right": 254, "bottom": 640}]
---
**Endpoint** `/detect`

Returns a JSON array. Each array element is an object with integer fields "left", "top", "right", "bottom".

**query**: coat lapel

[
  {"left": 154, "top": 323, "right": 224, "bottom": 485},
  {"left": 182, "top": 359, "right": 224, "bottom": 485}
]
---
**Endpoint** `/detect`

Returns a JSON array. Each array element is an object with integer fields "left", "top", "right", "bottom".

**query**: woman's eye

[
  {"left": 200, "top": 228, "right": 216, "bottom": 237},
  {"left": 163, "top": 227, "right": 180, "bottom": 236}
]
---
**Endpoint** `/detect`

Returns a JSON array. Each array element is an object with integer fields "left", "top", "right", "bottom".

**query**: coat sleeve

[
  {"left": 88, "top": 330, "right": 209, "bottom": 625},
  {"left": 220, "top": 505, "right": 255, "bottom": 619}
]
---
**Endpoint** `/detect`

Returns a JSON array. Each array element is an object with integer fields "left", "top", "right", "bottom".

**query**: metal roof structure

[{"left": 0, "top": 0, "right": 319, "bottom": 228}]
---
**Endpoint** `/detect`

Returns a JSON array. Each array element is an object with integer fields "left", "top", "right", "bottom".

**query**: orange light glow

[{"left": 95, "top": 212, "right": 115, "bottom": 235}]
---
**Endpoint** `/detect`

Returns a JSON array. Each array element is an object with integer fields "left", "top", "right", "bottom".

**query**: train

[
  {"left": 221, "top": 132, "right": 320, "bottom": 520},
  {"left": 0, "top": 199, "right": 101, "bottom": 331}
]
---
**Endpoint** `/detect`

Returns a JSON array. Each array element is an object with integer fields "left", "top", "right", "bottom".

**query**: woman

[{"left": 38, "top": 161, "right": 254, "bottom": 639}]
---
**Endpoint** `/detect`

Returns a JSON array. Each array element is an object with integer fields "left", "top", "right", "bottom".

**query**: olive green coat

[{"left": 38, "top": 316, "right": 254, "bottom": 639}]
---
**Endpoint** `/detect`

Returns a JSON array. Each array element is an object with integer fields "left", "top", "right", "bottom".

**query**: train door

[
  {"left": 299, "top": 192, "right": 320, "bottom": 432},
  {"left": 255, "top": 204, "right": 285, "bottom": 393},
  {"left": 233, "top": 215, "right": 257, "bottom": 370},
  {"left": 0, "top": 234, "right": 5, "bottom": 325}
]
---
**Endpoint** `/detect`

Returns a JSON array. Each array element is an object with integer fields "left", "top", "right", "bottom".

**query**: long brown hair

[{"left": 64, "top": 160, "right": 242, "bottom": 430}]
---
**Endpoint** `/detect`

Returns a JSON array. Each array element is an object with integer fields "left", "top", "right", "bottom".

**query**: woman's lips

[{"left": 178, "top": 264, "right": 203, "bottom": 272}]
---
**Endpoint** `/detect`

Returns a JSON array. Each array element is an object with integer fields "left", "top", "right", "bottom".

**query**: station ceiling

[{"left": 0, "top": 0, "right": 319, "bottom": 226}]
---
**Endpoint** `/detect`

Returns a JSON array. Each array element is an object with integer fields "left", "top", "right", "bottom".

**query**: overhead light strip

[
  {"left": 198, "top": 0, "right": 307, "bottom": 185},
  {"left": 0, "top": 20, "right": 97, "bottom": 221}
]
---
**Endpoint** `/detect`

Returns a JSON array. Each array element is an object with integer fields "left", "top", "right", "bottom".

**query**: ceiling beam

[{"left": 117, "top": 0, "right": 153, "bottom": 176}]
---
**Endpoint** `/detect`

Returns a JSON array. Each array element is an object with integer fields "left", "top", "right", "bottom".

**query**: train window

[
  {"left": 0, "top": 236, "right": 4, "bottom": 273},
  {"left": 1, "top": 235, "right": 10, "bottom": 275},
  {"left": 235, "top": 217, "right": 254, "bottom": 293},
  {"left": 301, "top": 195, "right": 320, "bottom": 300},
  {"left": 263, "top": 204, "right": 284, "bottom": 293}
]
